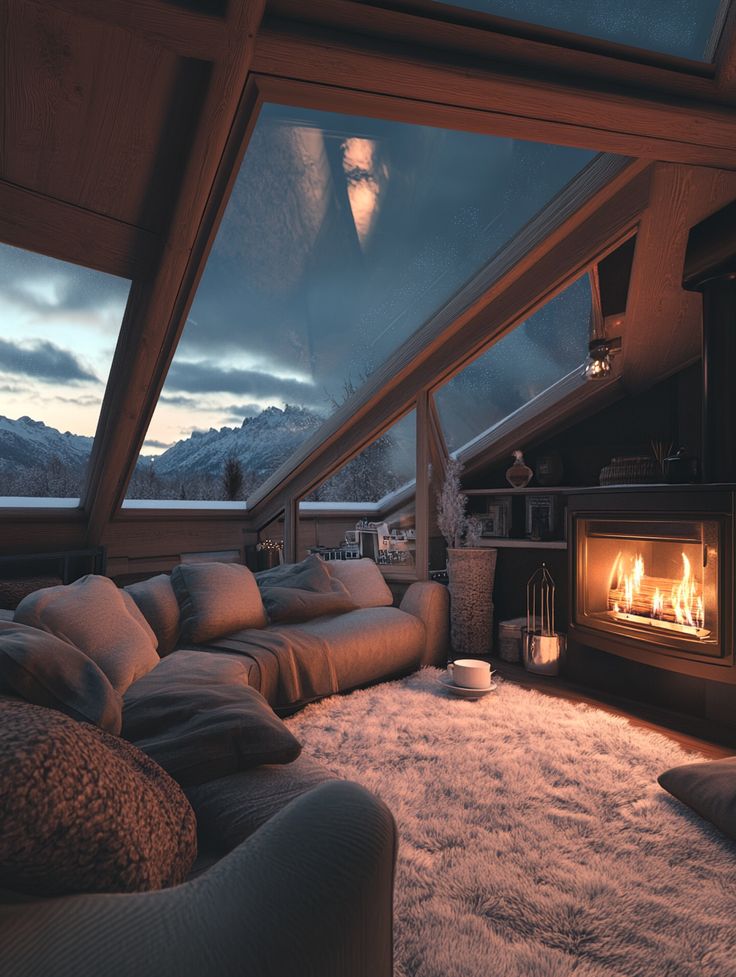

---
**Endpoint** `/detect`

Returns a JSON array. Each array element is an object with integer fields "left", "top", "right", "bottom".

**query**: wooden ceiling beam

[
  {"left": 621, "top": 163, "right": 736, "bottom": 393},
  {"left": 36, "top": 0, "right": 230, "bottom": 61},
  {"left": 715, "top": 1, "right": 736, "bottom": 94},
  {"left": 268, "top": 0, "right": 722, "bottom": 101},
  {"left": 248, "top": 163, "right": 652, "bottom": 530},
  {"left": 252, "top": 21, "right": 736, "bottom": 169},
  {"left": 0, "top": 181, "right": 160, "bottom": 279},
  {"left": 83, "top": 0, "right": 266, "bottom": 545}
]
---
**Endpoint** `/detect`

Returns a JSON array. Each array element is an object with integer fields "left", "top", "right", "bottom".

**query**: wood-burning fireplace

[{"left": 568, "top": 488, "right": 734, "bottom": 682}]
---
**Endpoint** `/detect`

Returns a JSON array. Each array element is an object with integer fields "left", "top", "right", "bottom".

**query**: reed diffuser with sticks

[{"left": 523, "top": 563, "right": 564, "bottom": 675}]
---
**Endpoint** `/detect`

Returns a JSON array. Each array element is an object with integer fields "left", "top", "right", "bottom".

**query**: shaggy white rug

[{"left": 287, "top": 668, "right": 736, "bottom": 977}]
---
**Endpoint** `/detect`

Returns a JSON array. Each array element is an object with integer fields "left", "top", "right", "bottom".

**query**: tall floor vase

[{"left": 447, "top": 547, "right": 498, "bottom": 658}]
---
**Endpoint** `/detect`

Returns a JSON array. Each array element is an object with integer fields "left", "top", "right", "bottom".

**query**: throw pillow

[
  {"left": 14, "top": 575, "right": 159, "bottom": 694},
  {"left": 325, "top": 558, "right": 394, "bottom": 608},
  {"left": 255, "top": 554, "right": 333, "bottom": 592},
  {"left": 0, "top": 699, "right": 196, "bottom": 896},
  {"left": 171, "top": 562, "right": 267, "bottom": 644},
  {"left": 0, "top": 621, "right": 122, "bottom": 734},
  {"left": 125, "top": 574, "right": 181, "bottom": 656},
  {"left": 260, "top": 579, "right": 358, "bottom": 625},
  {"left": 122, "top": 650, "right": 301, "bottom": 786},
  {"left": 658, "top": 757, "right": 736, "bottom": 840}
]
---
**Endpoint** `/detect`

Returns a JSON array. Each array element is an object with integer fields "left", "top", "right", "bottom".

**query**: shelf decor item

[
  {"left": 437, "top": 459, "right": 497, "bottom": 657},
  {"left": 535, "top": 450, "right": 563, "bottom": 486},
  {"left": 505, "top": 450, "right": 533, "bottom": 488},
  {"left": 525, "top": 494, "right": 560, "bottom": 541},
  {"left": 523, "top": 563, "right": 564, "bottom": 675},
  {"left": 481, "top": 497, "right": 511, "bottom": 538}
]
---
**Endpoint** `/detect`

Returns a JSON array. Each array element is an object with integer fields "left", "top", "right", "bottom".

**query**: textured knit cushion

[
  {"left": 14, "top": 575, "right": 159, "bottom": 694},
  {"left": 0, "top": 699, "right": 196, "bottom": 896},
  {"left": 122, "top": 650, "right": 301, "bottom": 786},
  {"left": 171, "top": 562, "right": 266, "bottom": 643},
  {"left": 325, "top": 558, "right": 394, "bottom": 608},
  {"left": 125, "top": 574, "right": 181, "bottom": 657},
  {"left": 659, "top": 757, "right": 736, "bottom": 840},
  {"left": 0, "top": 621, "right": 122, "bottom": 733}
]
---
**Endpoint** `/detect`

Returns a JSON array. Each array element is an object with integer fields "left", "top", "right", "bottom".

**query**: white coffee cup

[{"left": 450, "top": 659, "right": 493, "bottom": 689}]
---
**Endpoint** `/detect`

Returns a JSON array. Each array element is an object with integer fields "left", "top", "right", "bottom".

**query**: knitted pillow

[{"left": 0, "top": 699, "right": 197, "bottom": 896}]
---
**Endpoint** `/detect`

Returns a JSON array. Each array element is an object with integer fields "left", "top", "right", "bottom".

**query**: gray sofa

[{"left": 0, "top": 558, "right": 449, "bottom": 977}]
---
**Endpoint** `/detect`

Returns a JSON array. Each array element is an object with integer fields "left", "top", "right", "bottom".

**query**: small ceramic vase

[{"left": 506, "top": 450, "right": 533, "bottom": 488}]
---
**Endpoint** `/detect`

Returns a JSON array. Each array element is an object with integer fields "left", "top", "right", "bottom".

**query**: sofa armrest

[
  {"left": 400, "top": 581, "right": 450, "bottom": 667},
  {"left": 1, "top": 780, "right": 396, "bottom": 977}
]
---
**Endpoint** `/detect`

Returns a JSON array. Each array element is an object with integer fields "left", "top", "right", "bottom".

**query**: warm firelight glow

[{"left": 608, "top": 550, "right": 710, "bottom": 639}]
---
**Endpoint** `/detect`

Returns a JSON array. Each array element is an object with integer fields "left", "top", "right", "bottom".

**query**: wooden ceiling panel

[{"left": 3, "top": 0, "right": 208, "bottom": 232}]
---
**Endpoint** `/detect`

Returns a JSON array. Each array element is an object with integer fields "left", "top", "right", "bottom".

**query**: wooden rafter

[
  {"left": 0, "top": 181, "right": 160, "bottom": 279},
  {"left": 253, "top": 18, "right": 736, "bottom": 169},
  {"left": 36, "top": 0, "right": 230, "bottom": 61},
  {"left": 716, "top": 0, "right": 736, "bottom": 94},
  {"left": 82, "top": 0, "right": 267, "bottom": 545}
]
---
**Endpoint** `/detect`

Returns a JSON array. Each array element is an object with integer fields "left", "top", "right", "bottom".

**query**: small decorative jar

[{"left": 506, "top": 450, "right": 533, "bottom": 488}]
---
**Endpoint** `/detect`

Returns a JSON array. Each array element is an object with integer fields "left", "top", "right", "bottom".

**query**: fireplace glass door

[{"left": 576, "top": 518, "right": 721, "bottom": 657}]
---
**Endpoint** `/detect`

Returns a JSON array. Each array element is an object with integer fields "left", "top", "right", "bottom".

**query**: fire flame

[{"left": 610, "top": 551, "right": 705, "bottom": 631}]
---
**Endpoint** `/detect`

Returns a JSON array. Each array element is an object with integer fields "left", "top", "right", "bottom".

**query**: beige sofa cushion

[
  {"left": 171, "top": 562, "right": 267, "bottom": 643},
  {"left": 14, "top": 575, "right": 159, "bottom": 694},
  {"left": 125, "top": 574, "right": 180, "bottom": 657},
  {"left": 325, "top": 559, "right": 393, "bottom": 608}
]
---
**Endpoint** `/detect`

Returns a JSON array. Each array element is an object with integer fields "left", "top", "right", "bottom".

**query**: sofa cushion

[
  {"left": 14, "top": 574, "right": 159, "bottom": 694},
  {"left": 261, "top": 579, "right": 357, "bottom": 625},
  {"left": 171, "top": 562, "right": 266, "bottom": 643},
  {"left": 659, "top": 757, "right": 736, "bottom": 841},
  {"left": 325, "top": 558, "right": 394, "bottom": 608},
  {"left": 185, "top": 754, "right": 337, "bottom": 854},
  {"left": 125, "top": 574, "right": 180, "bottom": 656},
  {"left": 275, "top": 606, "right": 425, "bottom": 696},
  {"left": 0, "top": 698, "right": 196, "bottom": 896},
  {"left": 122, "top": 650, "right": 301, "bottom": 787},
  {"left": 0, "top": 621, "right": 122, "bottom": 733}
]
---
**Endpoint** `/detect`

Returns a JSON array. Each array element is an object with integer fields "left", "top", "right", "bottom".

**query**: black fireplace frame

[{"left": 568, "top": 487, "right": 735, "bottom": 683}]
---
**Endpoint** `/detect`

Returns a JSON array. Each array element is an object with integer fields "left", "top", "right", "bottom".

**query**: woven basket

[{"left": 447, "top": 548, "right": 498, "bottom": 657}]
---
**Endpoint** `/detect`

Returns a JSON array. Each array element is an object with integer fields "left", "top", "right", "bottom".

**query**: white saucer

[{"left": 439, "top": 673, "right": 497, "bottom": 698}]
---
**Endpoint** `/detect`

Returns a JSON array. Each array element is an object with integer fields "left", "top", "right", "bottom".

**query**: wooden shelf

[
  {"left": 477, "top": 538, "right": 567, "bottom": 550},
  {"left": 464, "top": 486, "right": 583, "bottom": 495}
]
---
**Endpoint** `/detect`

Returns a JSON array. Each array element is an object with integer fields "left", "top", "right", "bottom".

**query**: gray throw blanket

[{"left": 201, "top": 626, "right": 338, "bottom": 709}]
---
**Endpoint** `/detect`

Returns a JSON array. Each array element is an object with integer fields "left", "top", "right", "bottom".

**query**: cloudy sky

[{"left": 0, "top": 104, "right": 596, "bottom": 458}]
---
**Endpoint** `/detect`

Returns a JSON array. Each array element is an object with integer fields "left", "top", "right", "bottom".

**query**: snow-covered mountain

[
  {"left": 0, "top": 415, "right": 93, "bottom": 471},
  {"left": 148, "top": 405, "right": 324, "bottom": 483}
]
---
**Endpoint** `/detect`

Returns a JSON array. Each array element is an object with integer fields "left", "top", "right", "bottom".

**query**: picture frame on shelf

[
  {"left": 481, "top": 497, "right": 511, "bottom": 538},
  {"left": 525, "top": 494, "right": 560, "bottom": 540}
]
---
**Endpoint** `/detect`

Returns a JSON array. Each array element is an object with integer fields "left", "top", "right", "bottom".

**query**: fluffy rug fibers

[{"left": 287, "top": 668, "right": 736, "bottom": 977}]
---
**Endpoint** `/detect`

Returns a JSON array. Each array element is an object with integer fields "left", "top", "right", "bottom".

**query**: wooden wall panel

[
  {"left": 3, "top": 1, "right": 207, "bottom": 232},
  {"left": 623, "top": 164, "right": 736, "bottom": 391}
]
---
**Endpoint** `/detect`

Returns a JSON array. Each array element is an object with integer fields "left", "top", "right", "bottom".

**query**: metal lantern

[{"left": 524, "top": 563, "right": 564, "bottom": 675}]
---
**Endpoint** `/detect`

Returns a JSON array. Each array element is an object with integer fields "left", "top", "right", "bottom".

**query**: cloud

[
  {"left": 0, "top": 338, "right": 98, "bottom": 384},
  {"left": 165, "top": 361, "right": 320, "bottom": 407},
  {"left": 143, "top": 438, "right": 174, "bottom": 450}
]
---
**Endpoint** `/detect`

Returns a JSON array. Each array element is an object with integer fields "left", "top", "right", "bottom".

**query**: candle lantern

[{"left": 524, "top": 563, "right": 565, "bottom": 675}]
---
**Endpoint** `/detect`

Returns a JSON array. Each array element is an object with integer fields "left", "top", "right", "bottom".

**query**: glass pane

[
  {"left": 129, "top": 103, "right": 596, "bottom": 503},
  {"left": 302, "top": 412, "right": 417, "bottom": 569},
  {"left": 308, "top": 410, "right": 416, "bottom": 504},
  {"left": 434, "top": 274, "right": 591, "bottom": 454},
  {"left": 430, "top": 0, "right": 725, "bottom": 61},
  {"left": 0, "top": 242, "right": 131, "bottom": 502}
]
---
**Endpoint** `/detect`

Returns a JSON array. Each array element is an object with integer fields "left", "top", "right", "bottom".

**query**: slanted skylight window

[
  {"left": 130, "top": 102, "right": 595, "bottom": 505},
  {"left": 0, "top": 242, "right": 131, "bottom": 505},
  {"left": 434, "top": 273, "right": 592, "bottom": 456},
  {"left": 306, "top": 410, "right": 416, "bottom": 506},
  {"left": 431, "top": 0, "right": 727, "bottom": 61}
]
